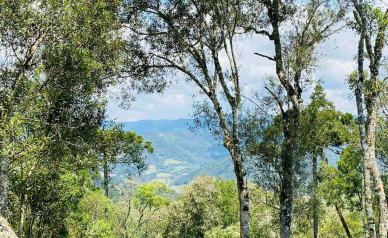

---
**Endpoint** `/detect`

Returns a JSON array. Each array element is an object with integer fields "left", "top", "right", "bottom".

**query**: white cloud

[
  {"left": 325, "top": 89, "right": 356, "bottom": 114},
  {"left": 107, "top": 27, "right": 364, "bottom": 121}
]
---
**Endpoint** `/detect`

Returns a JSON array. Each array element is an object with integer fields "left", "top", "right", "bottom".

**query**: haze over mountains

[
  {"left": 110, "top": 119, "right": 340, "bottom": 186},
  {"left": 119, "top": 119, "right": 235, "bottom": 185}
]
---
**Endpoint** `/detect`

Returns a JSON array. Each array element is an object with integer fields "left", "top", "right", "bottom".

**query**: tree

[
  {"left": 320, "top": 145, "right": 364, "bottom": 238},
  {"left": 124, "top": 0, "right": 253, "bottom": 236},
  {"left": 0, "top": 0, "right": 124, "bottom": 234},
  {"left": 130, "top": 181, "right": 171, "bottom": 238},
  {"left": 95, "top": 122, "right": 153, "bottom": 201},
  {"left": 348, "top": 2, "right": 388, "bottom": 237},
  {"left": 300, "top": 83, "right": 354, "bottom": 238},
  {"left": 243, "top": 81, "right": 350, "bottom": 238},
  {"left": 246, "top": 0, "right": 346, "bottom": 236},
  {"left": 163, "top": 175, "right": 239, "bottom": 238}
]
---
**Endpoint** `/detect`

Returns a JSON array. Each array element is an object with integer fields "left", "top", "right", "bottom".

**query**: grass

[
  {"left": 171, "top": 166, "right": 188, "bottom": 173},
  {"left": 164, "top": 159, "right": 182, "bottom": 165},
  {"left": 156, "top": 173, "right": 172, "bottom": 178},
  {"left": 144, "top": 165, "right": 157, "bottom": 175}
]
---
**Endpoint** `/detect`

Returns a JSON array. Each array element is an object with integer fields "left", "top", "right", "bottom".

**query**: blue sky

[{"left": 107, "top": 29, "right": 360, "bottom": 122}]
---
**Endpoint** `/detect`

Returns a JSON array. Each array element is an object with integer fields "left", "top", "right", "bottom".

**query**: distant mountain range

[
  {"left": 115, "top": 119, "right": 234, "bottom": 186},
  {"left": 111, "top": 119, "right": 339, "bottom": 186}
]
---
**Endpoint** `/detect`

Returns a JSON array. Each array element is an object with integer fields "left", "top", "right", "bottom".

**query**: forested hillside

[
  {"left": 2, "top": 0, "right": 388, "bottom": 238},
  {"left": 117, "top": 119, "right": 234, "bottom": 185},
  {"left": 114, "top": 119, "right": 340, "bottom": 186}
]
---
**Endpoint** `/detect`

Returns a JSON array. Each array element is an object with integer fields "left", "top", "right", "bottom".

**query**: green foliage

[
  {"left": 66, "top": 188, "right": 114, "bottom": 238},
  {"left": 134, "top": 181, "right": 171, "bottom": 209},
  {"left": 320, "top": 145, "right": 363, "bottom": 210},
  {"left": 162, "top": 175, "right": 239, "bottom": 238}
]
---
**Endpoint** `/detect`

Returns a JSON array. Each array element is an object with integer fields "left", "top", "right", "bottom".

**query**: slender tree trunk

[
  {"left": 212, "top": 93, "right": 250, "bottom": 238},
  {"left": 279, "top": 110, "right": 300, "bottom": 238},
  {"left": 224, "top": 133, "right": 250, "bottom": 238},
  {"left": 104, "top": 159, "right": 109, "bottom": 198},
  {"left": 313, "top": 152, "right": 319, "bottom": 238},
  {"left": 18, "top": 191, "right": 26, "bottom": 237},
  {"left": 231, "top": 104, "right": 250, "bottom": 238},
  {"left": 354, "top": 2, "right": 377, "bottom": 236},
  {"left": 280, "top": 138, "right": 293, "bottom": 238},
  {"left": 29, "top": 216, "right": 35, "bottom": 238},
  {"left": 103, "top": 153, "right": 109, "bottom": 218},
  {"left": 367, "top": 107, "right": 388, "bottom": 238},
  {"left": 0, "top": 153, "right": 9, "bottom": 219},
  {"left": 232, "top": 153, "right": 250, "bottom": 238},
  {"left": 122, "top": 199, "right": 131, "bottom": 238},
  {"left": 362, "top": 179, "right": 367, "bottom": 238},
  {"left": 335, "top": 204, "right": 353, "bottom": 238},
  {"left": 357, "top": 75, "right": 377, "bottom": 238},
  {"left": 19, "top": 158, "right": 38, "bottom": 237}
]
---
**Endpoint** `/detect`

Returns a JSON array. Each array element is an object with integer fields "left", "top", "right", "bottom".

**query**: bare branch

[
  {"left": 265, "top": 86, "right": 285, "bottom": 116},
  {"left": 254, "top": 52, "right": 275, "bottom": 61}
]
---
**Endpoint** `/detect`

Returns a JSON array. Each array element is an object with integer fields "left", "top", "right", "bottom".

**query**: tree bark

[
  {"left": 231, "top": 100, "right": 250, "bottom": 238},
  {"left": 18, "top": 158, "right": 39, "bottom": 237},
  {"left": 122, "top": 199, "right": 131, "bottom": 238},
  {"left": 104, "top": 157, "right": 109, "bottom": 198},
  {"left": 232, "top": 153, "right": 250, "bottom": 238},
  {"left": 313, "top": 152, "right": 319, "bottom": 238},
  {"left": 335, "top": 204, "right": 352, "bottom": 238},
  {"left": 103, "top": 153, "right": 109, "bottom": 218},
  {"left": 18, "top": 193, "right": 26, "bottom": 237},
  {"left": 280, "top": 136, "right": 293, "bottom": 238},
  {"left": 28, "top": 216, "right": 35, "bottom": 238},
  {"left": 211, "top": 54, "right": 250, "bottom": 237},
  {"left": 353, "top": 2, "right": 377, "bottom": 237},
  {"left": 366, "top": 107, "right": 388, "bottom": 238},
  {"left": 362, "top": 179, "right": 367, "bottom": 238},
  {"left": 223, "top": 129, "right": 250, "bottom": 238}
]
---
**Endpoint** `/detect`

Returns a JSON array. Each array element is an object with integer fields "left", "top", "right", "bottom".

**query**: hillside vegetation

[{"left": 2, "top": 0, "right": 388, "bottom": 237}]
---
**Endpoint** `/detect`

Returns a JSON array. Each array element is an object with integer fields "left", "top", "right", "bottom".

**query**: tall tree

[
  {"left": 301, "top": 83, "right": 350, "bottom": 238},
  {"left": 0, "top": 0, "right": 123, "bottom": 225},
  {"left": 124, "top": 0, "right": 252, "bottom": 236},
  {"left": 349, "top": 2, "right": 388, "bottom": 237},
  {"left": 249, "top": 0, "right": 346, "bottom": 236},
  {"left": 95, "top": 122, "right": 152, "bottom": 200}
]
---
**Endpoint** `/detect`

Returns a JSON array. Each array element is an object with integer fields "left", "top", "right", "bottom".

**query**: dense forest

[{"left": 1, "top": 0, "right": 388, "bottom": 237}]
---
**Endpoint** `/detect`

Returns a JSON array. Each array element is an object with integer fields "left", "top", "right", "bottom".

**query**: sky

[{"left": 106, "top": 29, "right": 360, "bottom": 122}]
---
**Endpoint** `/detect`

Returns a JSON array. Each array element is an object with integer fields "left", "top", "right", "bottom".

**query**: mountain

[
  {"left": 111, "top": 119, "right": 340, "bottom": 186},
  {"left": 114, "top": 119, "right": 234, "bottom": 186}
]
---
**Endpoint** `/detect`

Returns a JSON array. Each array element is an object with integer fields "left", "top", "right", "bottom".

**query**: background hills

[
  {"left": 112, "top": 119, "right": 235, "bottom": 185},
  {"left": 110, "top": 119, "right": 340, "bottom": 186}
]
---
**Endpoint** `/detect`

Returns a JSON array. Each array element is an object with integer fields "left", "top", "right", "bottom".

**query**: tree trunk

[
  {"left": 0, "top": 153, "right": 9, "bottom": 219},
  {"left": 18, "top": 192, "right": 26, "bottom": 237},
  {"left": 232, "top": 154, "right": 250, "bottom": 238},
  {"left": 280, "top": 138, "right": 293, "bottom": 238},
  {"left": 313, "top": 152, "right": 319, "bottom": 238},
  {"left": 362, "top": 179, "right": 367, "bottom": 238},
  {"left": 231, "top": 104, "right": 250, "bottom": 238},
  {"left": 28, "top": 216, "right": 35, "bottom": 238},
  {"left": 104, "top": 158, "right": 109, "bottom": 198},
  {"left": 335, "top": 204, "right": 352, "bottom": 238},
  {"left": 366, "top": 107, "right": 388, "bottom": 238},
  {"left": 213, "top": 89, "right": 250, "bottom": 238},
  {"left": 103, "top": 153, "right": 109, "bottom": 218},
  {"left": 18, "top": 158, "right": 38, "bottom": 237},
  {"left": 354, "top": 2, "right": 377, "bottom": 236},
  {"left": 122, "top": 199, "right": 131, "bottom": 238}
]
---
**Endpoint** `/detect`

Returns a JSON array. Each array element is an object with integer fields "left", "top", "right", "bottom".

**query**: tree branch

[
  {"left": 254, "top": 52, "right": 275, "bottom": 61},
  {"left": 265, "top": 86, "right": 285, "bottom": 116}
]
